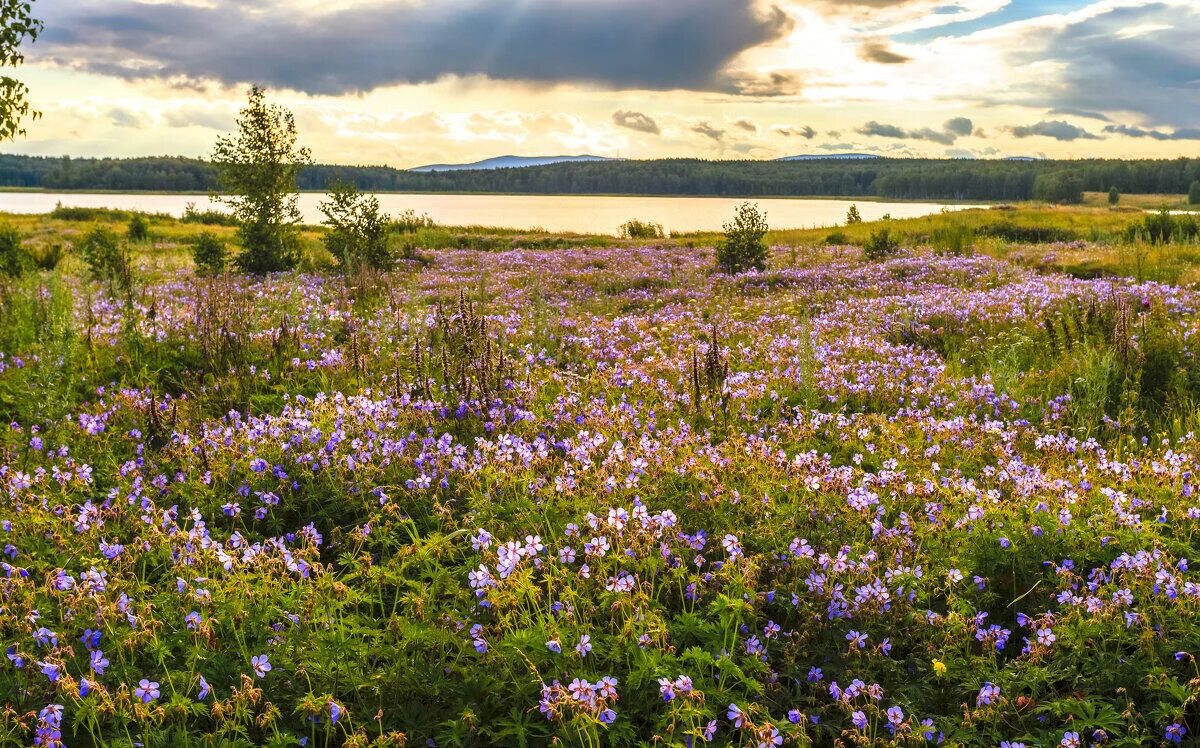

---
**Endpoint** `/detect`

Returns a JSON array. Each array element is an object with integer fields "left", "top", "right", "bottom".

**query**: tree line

[{"left": 2, "top": 153, "right": 1199, "bottom": 202}]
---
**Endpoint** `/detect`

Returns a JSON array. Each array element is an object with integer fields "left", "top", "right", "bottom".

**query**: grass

[{"left": 4, "top": 203, "right": 1200, "bottom": 746}]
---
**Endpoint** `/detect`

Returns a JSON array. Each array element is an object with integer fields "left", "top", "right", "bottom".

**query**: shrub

[
  {"left": 320, "top": 181, "right": 393, "bottom": 272},
  {"left": 715, "top": 202, "right": 768, "bottom": 274},
  {"left": 127, "top": 214, "right": 150, "bottom": 242},
  {"left": 1190, "top": 181, "right": 1200, "bottom": 206},
  {"left": 823, "top": 230, "right": 849, "bottom": 245},
  {"left": 79, "top": 226, "right": 133, "bottom": 292},
  {"left": 28, "top": 243, "right": 64, "bottom": 271},
  {"left": 182, "top": 203, "right": 238, "bottom": 226},
  {"left": 394, "top": 209, "right": 435, "bottom": 234},
  {"left": 930, "top": 223, "right": 975, "bottom": 255},
  {"left": 618, "top": 219, "right": 664, "bottom": 240},
  {"left": 846, "top": 204, "right": 862, "bottom": 224},
  {"left": 192, "top": 232, "right": 228, "bottom": 276},
  {"left": 50, "top": 204, "right": 132, "bottom": 222},
  {"left": 863, "top": 227, "right": 899, "bottom": 260},
  {"left": 0, "top": 225, "right": 29, "bottom": 278},
  {"left": 1108, "top": 186, "right": 1120, "bottom": 205}
]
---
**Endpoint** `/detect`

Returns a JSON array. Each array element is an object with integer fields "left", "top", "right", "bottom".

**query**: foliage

[
  {"left": 0, "top": 222, "right": 27, "bottom": 277},
  {"left": 0, "top": 0, "right": 42, "bottom": 140},
  {"left": 182, "top": 202, "right": 238, "bottom": 226},
  {"left": 191, "top": 231, "right": 227, "bottom": 276},
  {"left": 1033, "top": 171, "right": 1084, "bottom": 204},
  {"left": 212, "top": 86, "right": 311, "bottom": 274},
  {"left": 863, "top": 227, "right": 899, "bottom": 260},
  {"left": 1126, "top": 208, "right": 1200, "bottom": 245},
  {"left": 618, "top": 219, "right": 664, "bottom": 239},
  {"left": 845, "top": 204, "right": 862, "bottom": 224},
  {"left": 78, "top": 225, "right": 132, "bottom": 292},
  {"left": 127, "top": 214, "right": 149, "bottom": 242},
  {"left": 2, "top": 152, "right": 1200, "bottom": 201},
  {"left": 1190, "top": 181, "right": 1200, "bottom": 205},
  {"left": 715, "top": 201, "right": 768, "bottom": 274},
  {"left": 1108, "top": 186, "right": 1120, "bottom": 205},
  {"left": 319, "top": 180, "right": 393, "bottom": 272},
  {"left": 393, "top": 208, "right": 435, "bottom": 234}
]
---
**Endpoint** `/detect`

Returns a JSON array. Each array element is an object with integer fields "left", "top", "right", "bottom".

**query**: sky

[{"left": 7, "top": 0, "right": 1200, "bottom": 166}]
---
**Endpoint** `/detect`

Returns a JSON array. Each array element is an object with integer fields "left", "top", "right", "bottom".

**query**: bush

[
  {"left": 618, "top": 219, "right": 664, "bottom": 240},
  {"left": 845, "top": 204, "right": 862, "bottom": 224},
  {"left": 715, "top": 201, "right": 768, "bottom": 274},
  {"left": 50, "top": 204, "right": 132, "bottom": 222},
  {"left": 192, "top": 232, "right": 228, "bottom": 276},
  {"left": 823, "top": 230, "right": 849, "bottom": 245},
  {"left": 127, "top": 214, "right": 150, "bottom": 242},
  {"left": 394, "top": 209, "right": 435, "bottom": 234},
  {"left": 182, "top": 203, "right": 238, "bottom": 226},
  {"left": 320, "top": 181, "right": 393, "bottom": 272},
  {"left": 1108, "top": 186, "right": 1120, "bottom": 205},
  {"left": 863, "top": 227, "right": 899, "bottom": 260},
  {"left": 0, "top": 225, "right": 29, "bottom": 278},
  {"left": 1190, "top": 181, "right": 1200, "bottom": 206},
  {"left": 978, "top": 222, "right": 1076, "bottom": 243},
  {"left": 930, "top": 223, "right": 975, "bottom": 255},
  {"left": 79, "top": 226, "right": 133, "bottom": 292}
]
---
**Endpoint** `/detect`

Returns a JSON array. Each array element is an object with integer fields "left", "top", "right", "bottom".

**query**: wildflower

[
  {"left": 546, "top": 639, "right": 561, "bottom": 654},
  {"left": 90, "top": 650, "right": 109, "bottom": 674},
  {"left": 727, "top": 703, "right": 745, "bottom": 728},
  {"left": 658, "top": 677, "right": 676, "bottom": 701},
  {"left": 598, "top": 709, "right": 616, "bottom": 724},
  {"left": 329, "top": 701, "right": 343, "bottom": 724},
  {"left": 846, "top": 630, "right": 868, "bottom": 648},
  {"left": 576, "top": 634, "right": 592, "bottom": 657},
  {"left": 198, "top": 675, "right": 210, "bottom": 700},
  {"left": 1166, "top": 723, "right": 1187, "bottom": 744},
  {"left": 134, "top": 678, "right": 161, "bottom": 703},
  {"left": 251, "top": 654, "right": 271, "bottom": 678},
  {"left": 1060, "top": 731, "right": 1080, "bottom": 748},
  {"left": 976, "top": 682, "right": 1000, "bottom": 706},
  {"left": 852, "top": 710, "right": 868, "bottom": 730},
  {"left": 932, "top": 659, "right": 946, "bottom": 676},
  {"left": 1036, "top": 627, "right": 1056, "bottom": 647}
]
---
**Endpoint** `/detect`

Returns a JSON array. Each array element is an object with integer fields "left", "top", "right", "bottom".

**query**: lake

[{"left": 0, "top": 191, "right": 981, "bottom": 234}]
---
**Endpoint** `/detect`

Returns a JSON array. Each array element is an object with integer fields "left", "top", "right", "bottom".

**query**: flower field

[{"left": 5, "top": 234, "right": 1200, "bottom": 746}]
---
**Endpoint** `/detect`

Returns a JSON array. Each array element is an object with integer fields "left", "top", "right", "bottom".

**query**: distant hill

[
  {"left": 776, "top": 153, "right": 881, "bottom": 161},
  {"left": 411, "top": 155, "right": 620, "bottom": 172}
]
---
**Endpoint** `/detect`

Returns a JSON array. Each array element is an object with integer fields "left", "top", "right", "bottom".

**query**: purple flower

[
  {"left": 852, "top": 710, "right": 868, "bottom": 730},
  {"left": 329, "top": 701, "right": 343, "bottom": 724},
  {"left": 198, "top": 675, "right": 210, "bottom": 700},
  {"left": 134, "top": 678, "right": 161, "bottom": 703},
  {"left": 1166, "top": 723, "right": 1187, "bottom": 744},
  {"left": 575, "top": 634, "right": 592, "bottom": 657},
  {"left": 598, "top": 708, "right": 616, "bottom": 724},
  {"left": 251, "top": 654, "right": 271, "bottom": 678},
  {"left": 976, "top": 682, "right": 1000, "bottom": 706},
  {"left": 727, "top": 703, "right": 745, "bottom": 728}
]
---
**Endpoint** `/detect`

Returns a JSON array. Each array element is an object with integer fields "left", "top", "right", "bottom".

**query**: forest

[{"left": 1, "top": 152, "right": 1198, "bottom": 201}]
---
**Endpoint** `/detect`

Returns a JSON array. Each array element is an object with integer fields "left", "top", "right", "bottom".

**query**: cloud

[
  {"left": 691, "top": 122, "right": 725, "bottom": 141},
  {"left": 943, "top": 117, "right": 973, "bottom": 136},
  {"left": 163, "top": 106, "right": 234, "bottom": 131},
  {"left": 734, "top": 119, "right": 758, "bottom": 132},
  {"left": 1008, "top": 120, "right": 1100, "bottom": 141},
  {"left": 775, "top": 125, "right": 816, "bottom": 139},
  {"left": 859, "top": 40, "right": 911, "bottom": 64},
  {"left": 856, "top": 120, "right": 960, "bottom": 145},
  {"left": 720, "top": 70, "right": 803, "bottom": 96},
  {"left": 1048, "top": 108, "right": 1112, "bottom": 123},
  {"left": 36, "top": 0, "right": 792, "bottom": 96},
  {"left": 612, "top": 110, "right": 660, "bottom": 135},
  {"left": 107, "top": 107, "right": 142, "bottom": 128},
  {"left": 1102, "top": 124, "right": 1200, "bottom": 141},
  {"left": 1009, "top": 2, "right": 1200, "bottom": 127}
]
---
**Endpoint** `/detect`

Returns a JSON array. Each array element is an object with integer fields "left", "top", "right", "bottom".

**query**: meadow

[{"left": 5, "top": 201, "right": 1200, "bottom": 747}]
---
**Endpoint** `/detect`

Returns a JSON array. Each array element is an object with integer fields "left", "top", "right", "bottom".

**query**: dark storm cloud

[
  {"left": 859, "top": 40, "right": 911, "bottom": 64},
  {"left": 35, "top": 0, "right": 792, "bottom": 96},
  {"left": 612, "top": 110, "right": 661, "bottom": 135},
  {"left": 1007, "top": 120, "right": 1100, "bottom": 141},
  {"left": 1103, "top": 124, "right": 1200, "bottom": 141},
  {"left": 1013, "top": 2, "right": 1200, "bottom": 127}
]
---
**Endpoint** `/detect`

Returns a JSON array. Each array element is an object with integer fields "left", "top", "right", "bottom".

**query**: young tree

[
  {"left": 715, "top": 201, "right": 768, "bottom": 274},
  {"left": 212, "top": 86, "right": 311, "bottom": 273},
  {"left": 1107, "top": 186, "right": 1120, "bottom": 205},
  {"left": 319, "top": 180, "right": 392, "bottom": 272},
  {"left": 0, "top": 0, "right": 42, "bottom": 141},
  {"left": 1189, "top": 181, "right": 1200, "bottom": 206},
  {"left": 846, "top": 204, "right": 862, "bottom": 224},
  {"left": 191, "top": 232, "right": 227, "bottom": 276}
]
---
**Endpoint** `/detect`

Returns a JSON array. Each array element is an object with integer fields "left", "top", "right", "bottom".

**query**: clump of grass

[{"left": 618, "top": 219, "right": 664, "bottom": 240}]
